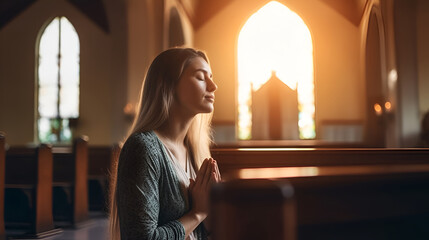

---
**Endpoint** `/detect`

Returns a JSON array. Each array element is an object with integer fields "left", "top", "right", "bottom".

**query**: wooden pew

[
  {"left": 211, "top": 148, "right": 429, "bottom": 177},
  {"left": 88, "top": 144, "right": 120, "bottom": 212},
  {"left": 0, "top": 134, "right": 5, "bottom": 239},
  {"left": 211, "top": 179, "right": 296, "bottom": 240},
  {"left": 212, "top": 140, "right": 367, "bottom": 148},
  {"left": 212, "top": 164, "right": 429, "bottom": 240},
  {"left": 4, "top": 144, "right": 62, "bottom": 238},
  {"left": 52, "top": 136, "right": 89, "bottom": 227}
]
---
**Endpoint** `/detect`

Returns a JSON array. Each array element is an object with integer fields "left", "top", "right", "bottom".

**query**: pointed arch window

[
  {"left": 37, "top": 17, "right": 80, "bottom": 143},
  {"left": 237, "top": 1, "right": 315, "bottom": 140}
]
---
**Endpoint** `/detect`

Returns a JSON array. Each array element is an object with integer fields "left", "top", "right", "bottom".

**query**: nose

[{"left": 207, "top": 78, "right": 217, "bottom": 92}]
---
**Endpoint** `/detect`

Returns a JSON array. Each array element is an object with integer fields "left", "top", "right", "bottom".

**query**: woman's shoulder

[
  {"left": 120, "top": 131, "right": 162, "bottom": 159},
  {"left": 125, "top": 131, "right": 158, "bottom": 147},
  {"left": 118, "top": 131, "right": 163, "bottom": 174}
]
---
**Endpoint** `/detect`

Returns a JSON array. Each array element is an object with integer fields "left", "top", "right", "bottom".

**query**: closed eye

[
  {"left": 196, "top": 73, "right": 205, "bottom": 81},
  {"left": 195, "top": 69, "right": 212, "bottom": 81}
]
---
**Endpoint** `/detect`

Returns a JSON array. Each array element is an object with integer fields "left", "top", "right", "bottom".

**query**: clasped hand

[{"left": 188, "top": 158, "right": 221, "bottom": 220}]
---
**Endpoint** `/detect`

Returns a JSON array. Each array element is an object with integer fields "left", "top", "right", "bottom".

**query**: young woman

[{"left": 109, "top": 48, "right": 221, "bottom": 240}]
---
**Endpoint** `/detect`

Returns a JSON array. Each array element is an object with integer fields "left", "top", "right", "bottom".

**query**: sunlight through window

[
  {"left": 237, "top": 1, "right": 315, "bottom": 140},
  {"left": 37, "top": 17, "right": 79, "bottom": 143}
]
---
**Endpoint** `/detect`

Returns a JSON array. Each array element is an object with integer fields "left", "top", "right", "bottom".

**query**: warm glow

[
  {"left": 374, "top": 103, "right": 382, "bottom": 116},
  {"left": 237, "top": 148, "right": 316, "bottom": 151},
  {"left": 239, "top": 167, "right": 319, "bottom": 179},
  {"left": 238, "top": 165, "right": 429, "bottom": 179},
  {"left": 237, "top": 1, "right": 315, "bottom": 140},
  {"left": 388, "top": 69, "right": 397, "bottom": 90},
  {"left": 384, "top": 101, "right": 392, "bottom": 111}
]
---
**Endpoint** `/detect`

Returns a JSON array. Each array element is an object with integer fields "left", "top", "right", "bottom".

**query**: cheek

[
  {"left": 187, "top": 83, "right": 205, "bottom": 97},
  {"left": 177, "top": 85, "right": 198, "bottom": 104},
  {"left": 176, "top": 81, "right": 206, "bottom": 104}
]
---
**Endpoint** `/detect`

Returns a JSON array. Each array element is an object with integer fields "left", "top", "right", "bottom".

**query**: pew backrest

[
  {"left": 0, "top": 134, "right": 5, "bottom": 236},
  {"left": 211, "top": 148, "right": 429, "bottom": 177},
  {"left": 88, "top": 144, "right": 120, "bottom": 179},
  {"left": 88, "top": 144, "right": 120, "bottom": 211},
  {"left": 211, "top": 179, "right": 295, "bottom": 240},
  {"left": 52, "top": 136, "right": 89, "bottom": 224},
  {"left": 219, "top": 164, "right": 429, "bottom": 239},
  {"left": 5, "top": 144, "right": 54, "bottom": 234}
]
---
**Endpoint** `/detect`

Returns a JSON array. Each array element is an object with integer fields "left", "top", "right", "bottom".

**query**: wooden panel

[
  {"left": 6, "top": 147, "right": 39, "bottom": 184},
  {"left": 211, "top": 148, "right": 429, "bottom": 178},
  {"left": 88, "top": 144, "right": 120, "bottom": 211},
  {"left": 34, "top": 145, "right": 55, "bottom": 234},
  {"left": 52, "top": 147, "right": 74, "bottom": 183},
  {"left": 5, "top": 144, "right": 58, "bottom": 237},
  {"left": 73, "top": 137, "right": 89, "bottom": 224},
  {"left": 211, "top": 179, "right": 295, "bottom": 240},
  {"left": 52, "top": 136, "right": 89, "bottom": 226},
  {"left": 212, "top": 140, "right": 367, "bottom": 148},
  {"left": 221, "top": 164, "right": 429, "bottom": 239},
  {"left": 0, "top": 135, "right": 5, "bottom": 238}
]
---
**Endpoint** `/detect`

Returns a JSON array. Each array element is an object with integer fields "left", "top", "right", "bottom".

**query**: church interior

[{"left": 1, "top": 0, "right": 429, "bottom": 239}]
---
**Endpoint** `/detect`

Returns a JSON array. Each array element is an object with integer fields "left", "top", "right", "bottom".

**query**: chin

[
  {"left": 201, "top": 108, "right": 214, "bottom": 114},
  {"left": 199, "top": 105, "right": 214, "bottom": 114}
]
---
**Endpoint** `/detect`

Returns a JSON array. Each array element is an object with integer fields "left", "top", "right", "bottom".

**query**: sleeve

[{"left": 116, "top": 135, "right": 186, "bottom": 240}]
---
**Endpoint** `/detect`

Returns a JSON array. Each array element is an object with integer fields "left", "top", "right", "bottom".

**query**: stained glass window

[
  {"left": 237, "top": 1, "right": 315, "bottom": 140},
  {"left": 37, "top": 17, "right": 79, "bottom": 143}
]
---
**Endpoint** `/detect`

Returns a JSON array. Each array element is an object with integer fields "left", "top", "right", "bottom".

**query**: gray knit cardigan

[{"left": 116, "top": 131, "right": 207, "bottom": 240}]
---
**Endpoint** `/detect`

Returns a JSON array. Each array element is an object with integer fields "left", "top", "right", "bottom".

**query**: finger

[
  {"left": 201, "top": 158, "right": 213, "bottom": 187},
  {"left": 210, "top": 159, "right": 220, "bottom": 182},
  {"left": 196, "top": 159, "right": 209, "bottom": 186},
  {"left": 213, "top": 166, "right": 220, "bottom": 183},
  {"left": 212, "top": 161, "right": 220, "bottom": 182},
  {"left": 214, "top": 161, "right": 222, "bottom": 182},
  {"left": 203, "top": 159, "right": 215, "bottom": 187},
  {"left": 209, "top": 171, "right": 217, "bottom": 185}
]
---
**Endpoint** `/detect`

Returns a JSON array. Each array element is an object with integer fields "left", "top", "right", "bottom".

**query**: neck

[{"left": 155, "top": 108, "right": 195, "bottom": 146}]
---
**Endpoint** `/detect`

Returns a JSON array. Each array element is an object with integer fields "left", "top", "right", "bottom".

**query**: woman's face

[{"left": 175, "top": 57, "right": 217, "bottom": 116}]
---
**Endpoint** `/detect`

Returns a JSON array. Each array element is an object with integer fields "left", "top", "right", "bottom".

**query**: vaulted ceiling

[
  {"left": 0, "top": 0, "right": 369, "bottom": 32},
  {"left": 0, "top": 0, "right": 109, "bottom": 32},
  {"left": 186, "top": 0, "right": 369, "bottom": 29}
]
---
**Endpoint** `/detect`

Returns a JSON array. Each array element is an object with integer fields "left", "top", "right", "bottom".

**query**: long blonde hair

[{"left": 109, "top": 48, "right": 213, "bottom": 240}]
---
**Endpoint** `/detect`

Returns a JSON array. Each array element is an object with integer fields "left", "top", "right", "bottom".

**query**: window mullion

[{"left": 57, "top": 17, "right": 62, "bottom": 142}]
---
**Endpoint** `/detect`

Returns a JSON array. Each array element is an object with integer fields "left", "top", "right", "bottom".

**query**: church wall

[
  {"left": 0, "top": 0, "right": 128, "bottom": 145},
  {"left": 164, "top": 0, "right": 194, "bottom": 47},
  {"left": 126, "top": 0, "right": 163, "bottom": 114},
  {"left": 125, "top": 0, "right": 195, "bottom": 132},
  {"left": 194, "top": 0, "right": 363, "bottom": 140}
]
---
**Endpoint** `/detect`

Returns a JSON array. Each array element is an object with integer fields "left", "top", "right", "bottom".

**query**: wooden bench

[
  {"left": 212, "top": 164, "right": 429, "bottom": 240},
  {"left": 211, "top": 179, "right": 296, "bottom": 240},
  {"left": 52, "top": 136, "right": 89, "bottom": 227},
  {"left": 0, "top": 134, "right": 5, "bottom": 239},
  {"left": 211, "top": 148, "right": 429, "bottom": 178},
  {"left": 4, "top": 144, "right": 61, "bottom": 238},
  {"left": 212, "top": 140, "right": 367, "bottom": 148},
  {"left": 88, "top": 144, "right": 120, "bottom": 212}
]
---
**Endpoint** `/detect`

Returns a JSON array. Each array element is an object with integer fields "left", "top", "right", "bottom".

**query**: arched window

[
  {"left": 37, "top": 16, "right": 80, "bottom": 143},
  {"left": 237, "top": 1, "right": 315, "bottom": 140}
]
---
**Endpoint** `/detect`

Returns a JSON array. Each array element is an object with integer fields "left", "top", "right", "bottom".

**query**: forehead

[{"left": 185, "top": 57, "right": 212, "bottom": 75}]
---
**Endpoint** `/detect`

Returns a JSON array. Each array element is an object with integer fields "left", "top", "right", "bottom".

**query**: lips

[{"left": 205, "top": 95, "right": 215, "bottom": 102}]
